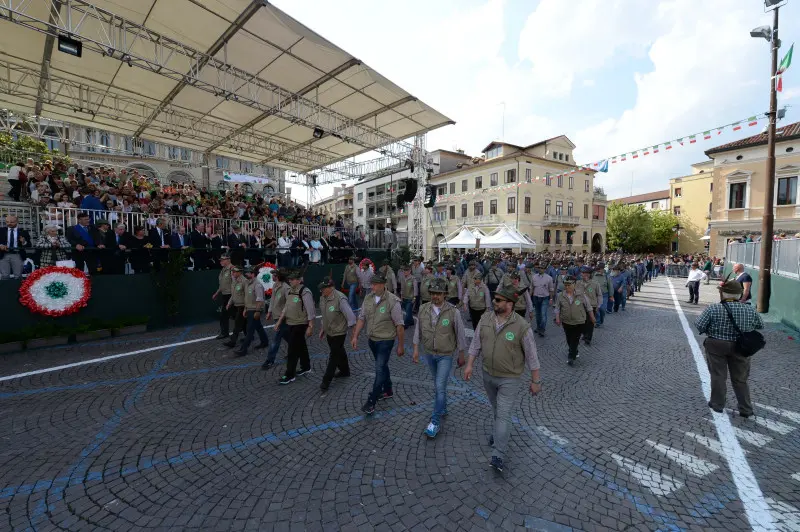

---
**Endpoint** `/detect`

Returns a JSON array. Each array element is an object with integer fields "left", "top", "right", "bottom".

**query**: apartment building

[
  {"left": 610, "top": 190, "right": 670, "bottom": 211},
  {"left": 425, "top": 136, "right": 608, "bottom": 255},
  {"left": 668, "top": 160, "right": 713, "bottom": 253},
  {"left": 313, "top": 184, "right": 354, "bottom": 223},
  {"left": 706, "top": 121, "right": 800, "bottom": 257}
]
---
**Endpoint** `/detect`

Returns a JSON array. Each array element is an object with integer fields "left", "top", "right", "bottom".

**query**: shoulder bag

[{"left": 720, "top": 302, "right": 765, "bottom": 357}]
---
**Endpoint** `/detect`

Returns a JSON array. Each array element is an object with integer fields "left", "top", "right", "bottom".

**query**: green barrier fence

[{"left": 722, "top": 264, "right": 800, "bottom": 331}]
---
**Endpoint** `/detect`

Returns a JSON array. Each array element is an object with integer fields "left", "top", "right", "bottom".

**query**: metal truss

[
  {"left": 0, "top": 0, "right": 415, "bottom": 165},
  {"left": 410, "top": 133, "right": 428, "bottom": 256}
]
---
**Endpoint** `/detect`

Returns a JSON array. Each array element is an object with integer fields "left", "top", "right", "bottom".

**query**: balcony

[
  {"left": 462, "top": 214, "right": 499, "bottom": 225},
  {"left": 543, "top": 214, "right": 581, "bottom": 226}
]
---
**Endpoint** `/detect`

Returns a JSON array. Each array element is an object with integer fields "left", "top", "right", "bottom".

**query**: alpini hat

[{"left": 428, "top": 278, "right": 448, "bottom": 293}]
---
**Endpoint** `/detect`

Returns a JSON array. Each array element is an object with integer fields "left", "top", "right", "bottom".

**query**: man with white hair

[{"left": 0, "top": 215, "right": 31, "bottom": 279}]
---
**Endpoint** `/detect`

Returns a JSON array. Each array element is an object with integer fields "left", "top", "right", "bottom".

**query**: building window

[
  {"left": 556, "top": 230, "right": 562, "bottom": 244},
  {"left": 474, "top": 201, "right": 483, "bottom": 216},
  {"left": 710, "top": 183, "right": 713, "bottom": 192},
  {"left": 490, "top": 199, "right": 497, "bottom": 214},
  {"left": 555, "top": 201, "right": 563, "bottom": 215},
  {"left": 507, "top": 197, "right": 516, "bottom": 214},
  {"left": 475, "top": 176, "right": 482, "bottom": 189},
  {"left": 100, "top": 132, "right": 110, "bottom": 153},
  {"left": 565, "top": 154, "right": 569, "bottom": 162},
  {"left": 449, "top": 182, "right": 456, "bottom": 194},
  {"left": 544, "top": 230, "right": 551, "bottom": 244},
  {"left": 357, "top": 192, "right": 363, "bottom": 201},
  {"left": 490, "top": 173, "right": 498, "bottom": 186},
  {"left": 729, "top": 183, "right": 746, "bottom": 209},
  {"left": 777, "top": 176, "right": 797, "bottom": 205},
  {"left": 143, "top": 141, "right": 156, "bottom": 156},
  {"left": 557, "top": 175, "right": 563, "bottom": 188},
  {"left": 449, "top": 205, "right": 455, "bottom": 219},
  {"left": 568, "top": 176, "right": 574, "bottom": 189},
  {"left": 651, "top": 201, "right": 659, "bottom": 209},
  {"left": 567, "top": 231, "right": 574, "bottom": 245},
  {"left": 545, "top": 175, "right": 552, "bottom": 187},
  {"left": 437, "top": 185, "right": 446, "bottom": 197},
  {"left": 486, "top": 146, "right": 502, "bottom": 159},
  {"left": 358, "top": 208, "right": 363, "bottom": 217},
  {"left": 462, "top": 179, "right": 468, "bottom": 192},
  {"left": 673, "top": 206, "right": 681, "bottom": 216},
  {"left": 583, "top": 231, "right": 588, "bottom": 245},
  {"left": 505, "top": 169, "right": 516, "bottom": 183},
  {"left": 559, "top": 153, "right": 564, "bottom": 161},
  {"left": 567, "top": 202, "right": 573, "bottom": 216},
  {"left": 674, "top": 187, "right": 682, "bottom": 198},
  {"left": 524, "top": 196, "right": 531, "bottom": 214},
  {"left": 552, "top": 151, "right": 558, "bottom": 160},
  {"left": 545, "top": 199, "right": 551, "bottom": 215},
  {"left": 181, "top": 148, "right": 191, "bottom": 161},
  {"left": 583, "top": 204, "right": 589, "bottom": 218},
  {"left": 368, "top": 207, "right": 375, "bottom": 216},
  {"left": 461, "top": 204, "right": 467, "bottom": 218},
  {"left": 585, "top": 180, "right": 590, "bottom": 192},
  {"left": 525, "top": 168, "right": 531, "bottom": 182}
]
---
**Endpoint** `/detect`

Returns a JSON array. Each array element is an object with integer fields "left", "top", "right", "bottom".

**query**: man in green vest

[
  {"left": 592, "top": 262, "right": 613, "bottom": 327},
  {"left": 223, "top": 265, "right": 246, "bottom": 349},
  {"left": 211, "top": 253, "right": 233, "bottom": 339},
  {"left": 275, "top": 270, "right": 316, "bottom": 385},
  {"left": 342, "top": 256, "right": 359, "bottom": 311},
  {"left": 318, "top": 277, "right": 357, "bottom": 391},
  {"left": 262, "top": 269, "right": 289, "bottom": 370},
  {"left": 420, "top": 265, "right": 434, "bottom": 307},
  {"left": 398, "top": 263, "right": 417, "bottom": 328},
  {"left": 463, "top": 272, "right": 491, "bottom": 329},
  {"left": 234, "top": 266, "right": 269, "bottom": 356},
  {"left": 413, "top": 277, "right": 467, "bottom": 438},
  {"left": 445, "top": 266, "right": 462, "bottom": 306},
  {"left": 464, "top": 286, "right": 542, "bottom": 473},
  {"left": 379, "top": 259, "right": 397, "bottom": 295},
  {"left": 554, "top": 276, "right": 595, "bottom": 366},
  {"left": 576, "top": 266, "right": 602, "bottom": 346},
  {"left": 351, "top": 273, "right": 405, "bottom": 415}
]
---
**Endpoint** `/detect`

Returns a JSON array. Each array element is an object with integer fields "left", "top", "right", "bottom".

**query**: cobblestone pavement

[{"left": 1, "top": 276, "right": 799, "bottom": 531}]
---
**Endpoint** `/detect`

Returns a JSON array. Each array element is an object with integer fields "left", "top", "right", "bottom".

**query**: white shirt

[
  {"left": 686, "top": 269, "right": 707, "bottom": 282},
  {"left": 277, "top": 236, "right": 291, "bottom": 253}
]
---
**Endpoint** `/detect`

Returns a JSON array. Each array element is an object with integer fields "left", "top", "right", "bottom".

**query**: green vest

[
  {"left": 362, "top": 291, "right": 400, "bottom": 341},
  {"left": 270, "top": 283, "right": 288, "bottom": 316},
  {"left": 321, "top": 290, "right": 349, "bottom": 337},
  {"left": 487, "top": 267, "right": 503, "bottom": 285},
  {"left": 468, "top": 284, "right": 487, "bottom": 310},
  {"left": 556, "top": 291, "right": 588, "bottom": 325},
  {"left": 344, "top": 264, "right": 358, "bottom": 285},
  {"left": 462, "top": 268, "right": 478, "bottom": 288},
  {"left": 218, "top": 265, "right": 232, "bottom": 295},
  {"left": 285, "top": 285, "right": 311, "bottom": 326},
  {"left": 420, "top": 275, "right": 432, "bottom": 302},
  {"left": 592, "top": 272, "right": 610, "bottom": 294},
  {"left": 230, "top": 276, "right": 245, "bottom": 306},
  {"left": 419, "top": 302, "right": 458, "bottom": 355},
  {"left": 447, "top": 277, "right": 460, "bottom": 299},
  {"left": 401, "top": 275, "right": 415, "bottom": 299},
  {"left": 244, "top": 279, "right": 263, "bottom": 311},
  {"left": 514, "top": 291, "right": 527, "bottom": 311},
  {"left": 477, "top": 311, "right": 530, "bottom": 378},
  {"left": 576, "top": 279, "right": 599, "bottom": 308}
]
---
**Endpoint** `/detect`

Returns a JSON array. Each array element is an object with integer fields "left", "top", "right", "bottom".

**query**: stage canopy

[
  {"left": 438, "top": 227, "right": 485, "bottom": 249},
  {"left": 0, "top": 0, "right": 453, "bottom": 174},
  {"left": 478, "top": 227, "right": 537, "bottom": 249}
]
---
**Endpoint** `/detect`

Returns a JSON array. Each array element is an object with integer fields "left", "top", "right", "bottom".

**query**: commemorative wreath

[
  {"left": 257, "top": 261, "right": 277, "bottom": 296},
  {"left": 19, "top": 266, "right": 91, "bottom": 317}
]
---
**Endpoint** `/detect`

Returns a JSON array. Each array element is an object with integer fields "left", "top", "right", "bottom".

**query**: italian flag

[
  {"left": 621, "top": 153, "right": 627, "bottom": 161},
  {"left": 653, "top": 145, "right": 659, "bottom": 153},
  {"left": 643, "top": 148, "right": 650, "bottom": 156},
  {"left": 632, "top": 151, "right": 639, "bottom": 159},
  {"left": 748, "top": 116, "right": 758, "bottom": 127},
  {"left": 689, "top": 135, "right": 697, "bottom": 144},
  {"left": 612, "top": 157, "right": 618, "bottom": 164},
  {"left": 703, "top": 131, "right": 711, "bottom": 140},
  {"left": 777, "top": 43, "right": 793, "bottom": 92},
  {"left": 665, "top": 142, "right": 673, "bottom": 150},
  {"left": 732, "top": 122, "right": 742, "bottom": 131}
]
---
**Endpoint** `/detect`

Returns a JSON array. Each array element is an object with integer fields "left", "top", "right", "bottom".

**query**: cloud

[{"left": 582, "top": 79, "right": 596, "bottom": 87}]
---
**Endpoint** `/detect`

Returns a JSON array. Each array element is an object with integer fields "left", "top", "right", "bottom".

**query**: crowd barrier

[{"left": 727, "top": 239, "right": 800, "bottom": 279}]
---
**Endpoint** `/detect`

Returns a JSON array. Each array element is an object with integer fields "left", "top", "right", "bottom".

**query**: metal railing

[
  {"left": 727, "top": 239, "right": 800, "bottom": 279},
  {"left": 543, "top": 214, "right": 581, "bottom": 225}
]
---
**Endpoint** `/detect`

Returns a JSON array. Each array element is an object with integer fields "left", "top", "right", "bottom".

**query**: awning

[
  {"left": 479, "top": 227, "right": 537, "bottom": 249},
  {"left": 438, "top": 227, "right": 485, "bottom": 249}
]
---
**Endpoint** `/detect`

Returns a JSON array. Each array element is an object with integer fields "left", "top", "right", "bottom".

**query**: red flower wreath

[
  {"left": 359, "top": 258, "right": 374, "bottom": 271},
  {"left": 19, "top": 266, "right": 92, "bottom": 317}
]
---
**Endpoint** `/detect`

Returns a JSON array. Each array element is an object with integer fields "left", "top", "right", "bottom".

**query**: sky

[{"left": 271, "top": 0, "right": 800, "bottom": 203}]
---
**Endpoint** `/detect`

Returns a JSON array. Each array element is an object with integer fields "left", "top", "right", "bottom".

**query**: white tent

[
  {"left": 437, "top": 227, "right": 484, "bottom": 249},
  {"left": 479, "top": 227, "right": 537, "bottom": 250}
]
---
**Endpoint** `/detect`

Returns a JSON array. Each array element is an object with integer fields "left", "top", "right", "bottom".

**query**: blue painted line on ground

[
  {"left": 27, "top": 327, "right": 192, "bottom": 528},
  {"left": 0, "top": 349, "right": 371, "bottom": 401}
]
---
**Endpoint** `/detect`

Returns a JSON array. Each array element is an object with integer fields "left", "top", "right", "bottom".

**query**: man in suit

[
  {"left": 227, "top": 223, "right": 247, "bottom": 266},
  {"left": 171, "top": 226, "right": 190, "bottom": 249},
  {"left": 190, "top": 222, "right": 211, "bottom": 270},
  {"left": 103, "top": 222, "right": 130, "bottom": 275},
  {"left": 65, "top": 212, "right": 99, "bottom": 274},
  {"left": 0, "top": 215, "right": 31, "bottom": 279},
  {"left": 148, "top": 217, "right": 171, "bottom": 271}
]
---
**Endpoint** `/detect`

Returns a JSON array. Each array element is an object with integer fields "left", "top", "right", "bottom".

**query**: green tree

[
  {"left": 607, "top": 203, "right": 653, "bottom": 252},
  {"left": 651, "top": 210, "right": 681, "bottom": 252}
]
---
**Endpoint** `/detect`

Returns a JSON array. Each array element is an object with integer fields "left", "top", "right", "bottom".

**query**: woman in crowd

[{"left": 35, "top": 224, "right": 72, "bottom": 267}]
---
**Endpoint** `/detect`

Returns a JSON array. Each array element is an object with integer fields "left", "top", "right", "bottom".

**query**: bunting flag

[
  {"left": 643, "top": 148, "right": 650, "bottom": 156},
  {"left": 611, "top": 157, "right": 618, "bottom": 164},
  {"left": 653, "top": 145, "right": 659, "bottom": 154},
  {"left": 665, "top": 141, "right": 672, "bottom": 150},
  {"left": 632, "top": 151, "right": 639, "bottom": 159},
  {"left": 703, "top": 131, "right": 711, "bottom": 140},
  {"left": 747, "top": 116, "right": 758, "bottom": 127},
  {"left": 689, "top": 135, "right": 697, "bottom": 144},
  {"left": 732, "top": 122, "right": 742, "bottom": 131},
  {"left": 777, "top": 43, "right": 793, "bottom": 92},
  {"left": 677, "top": 138, "right": 684, "bottom": 146}
]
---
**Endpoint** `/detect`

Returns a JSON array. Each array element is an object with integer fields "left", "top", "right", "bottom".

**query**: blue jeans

[
  {"left": 348, "top": 283, "right": 358, "bottom": 310},
  {"left": 532, "top": 296, "right": 549, "bottom": 332},
  {"left": 402, "top": 298, "right": 414, "bottom": 327},
  {"left": 240, "top": 310, "right": 268, "bottom": 352},
  {"left": 264, "top": 321, "right": 289, "bottom": 364},
  {"left": 423, "top": 354, "right": 453, "bottom": 424},
  {"left": 596, "top": 293, "right": 608, "bottom": 325},
  {"left": 613, "top": 288, "right": 626, "bottom": 311},
  {"left": 368, "top": 339, "right": 395, "bottom": 404}
]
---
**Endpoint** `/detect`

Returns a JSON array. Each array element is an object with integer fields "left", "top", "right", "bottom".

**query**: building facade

[
  {"left": 610, "top": 190, "right": 670, "bottom": 211},
  {"left": 668, "top": 161, "right": 714, "bottom": 254},
  {"left": 313, "top": 184, "right": 354, "bottom": 223},
  {"left": 706, "top": 122, "right": 800, "bottom": 257},
  {"left": 425, "top": 136, "right": 607, "bottom": 256}
]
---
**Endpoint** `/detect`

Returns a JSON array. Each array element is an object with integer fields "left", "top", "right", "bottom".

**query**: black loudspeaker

[
  {"left": 396, "top": 193, "right": 405, "bottom": 210},
  {"left": 423, "top": 184, "right": 437, "bottom": 208},
  {"left": 402, "top": 178, "right": 418, "bottom": 201}
]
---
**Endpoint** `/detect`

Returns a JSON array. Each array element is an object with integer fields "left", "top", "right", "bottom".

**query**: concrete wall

[{"left": 722, "top": 264, "right": 800, "bottom": 331}]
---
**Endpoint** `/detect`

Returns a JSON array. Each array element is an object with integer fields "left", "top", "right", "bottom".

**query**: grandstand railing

[{"left": 727, "top": 239, "right": 800, "bottom": 279}]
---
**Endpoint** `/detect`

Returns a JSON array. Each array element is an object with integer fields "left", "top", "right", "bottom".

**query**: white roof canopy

[
  {"left": 480, "top": 227, "right": 537, "bottom": 249},
  {"left": 0, "top": 0, "right": 453, "bottom": 174},
  {"left": 438, "top": 227, "right": 485, "bottom": 249}
]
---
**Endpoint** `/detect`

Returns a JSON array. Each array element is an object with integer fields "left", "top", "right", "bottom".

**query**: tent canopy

[
  {"left": 437, "top": 227, "right": 484, "bottom": 249},
  {"left": 0, "top": 0, "right": 453, "bottom": 172},
  {"left": 479, "top": 227, "right": 537, "bottom": 249}
]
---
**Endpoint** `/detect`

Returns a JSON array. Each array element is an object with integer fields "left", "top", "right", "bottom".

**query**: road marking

[
  {"left": 729, "top": 425, "right": 773, "bottom": 448},
  {"left": 752, "top": 416, "right": 796, "bottom": 435},
  {"left": 792, "top": 473, "right": 800, "bottom": 483},
  {"left": 610, "top": 453, "right": 684, "bottom": 496},
  {"left": 534, "top": 425, "right": 569, "bottom": 446},
  {"left": 685, "top": 432, "right": 740, "bottom": 456},
  {"left": 755, "top": 403, "right": 800, "bottom": 424},
  {"left": 765, "top": 497, "right": 800, "bottom": 530},
  {"left": 666, "top": 278, "right": 774, "bottom": 531},
  {"left": 0, "top": 316, "right": 323, "bottom": 384},
  {"left": 646, "top": 440, "right": 719, "bottom": 477}
]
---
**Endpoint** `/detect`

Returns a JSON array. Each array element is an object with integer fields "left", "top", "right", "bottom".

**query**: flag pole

[{"left": 758, "top": 4, "right": 780, "bottom": 313}]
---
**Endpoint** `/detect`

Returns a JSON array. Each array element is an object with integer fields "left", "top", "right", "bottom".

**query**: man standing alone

[{"left": 464, "top": 286, "right": 542, "bottom": 472}]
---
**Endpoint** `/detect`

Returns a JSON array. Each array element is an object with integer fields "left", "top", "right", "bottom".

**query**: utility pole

[{"left": 758, "top": 5, "right": 780, "bottom": 313}]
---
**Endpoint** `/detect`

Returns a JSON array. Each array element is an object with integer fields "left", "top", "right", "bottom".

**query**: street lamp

[{"left": 750, "top": 0, "right": 786, "bottom": 313}]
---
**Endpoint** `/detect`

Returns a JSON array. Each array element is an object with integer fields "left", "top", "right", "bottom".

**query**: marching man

[
  {"left": 412, "top": 278, "right": 467, "bottom": 438},
  {"left": 318, "top": 277, "right": 357, "bottom": 391}
]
